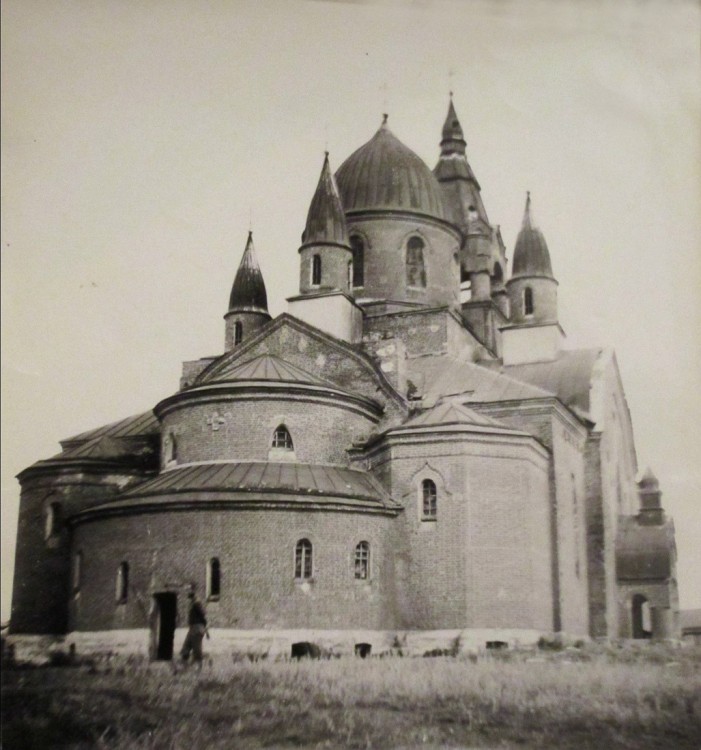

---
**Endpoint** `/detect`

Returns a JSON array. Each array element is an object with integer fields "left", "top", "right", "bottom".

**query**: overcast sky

[{"left": 2, "top": 0, "right": 700, "bottom": 620}]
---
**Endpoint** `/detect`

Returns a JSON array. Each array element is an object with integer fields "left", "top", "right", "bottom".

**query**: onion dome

[
  {"left": 228, "top": 231, "right": 269, "bottom": 313},
  {"left": 638, "top": 467, "right": 659, "bottom": 490},
  {"left": 335, "top": 115, "right": 448, "bottom": 221},
  {"left": 301, "top": 152, "right": 349, "bottom": 247},
  {"left": 511, "top": 193, "right": 554, "bottom": 279}
]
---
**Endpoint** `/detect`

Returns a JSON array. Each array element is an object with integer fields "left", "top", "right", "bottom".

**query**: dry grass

[{"left": 2, "top": 644, "right": 700, "bottom": 749}]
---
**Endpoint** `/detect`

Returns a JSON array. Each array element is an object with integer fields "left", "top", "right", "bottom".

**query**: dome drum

[
  {"left": 345, "top": 216, "right": 460, "bottom": 309},
  {"left": 155, "top": 383, "right": 382, "bottom": 468}
]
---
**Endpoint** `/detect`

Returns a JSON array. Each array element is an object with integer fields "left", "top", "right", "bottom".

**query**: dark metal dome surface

[{"left": 335, "top": 117, "right": 449, "bottom": 222}]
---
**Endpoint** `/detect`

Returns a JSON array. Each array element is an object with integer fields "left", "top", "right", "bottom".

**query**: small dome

[
  {"left": 511, "top": 193, "right": 554, "bottom": 279},
  {"left": 335, "top": 116, "right": 448, "bottom": 222}
]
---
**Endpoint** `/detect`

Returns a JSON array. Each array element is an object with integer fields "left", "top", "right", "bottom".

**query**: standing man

[{"left": 180, "top": 587, "right": 208, "bottom": 666}]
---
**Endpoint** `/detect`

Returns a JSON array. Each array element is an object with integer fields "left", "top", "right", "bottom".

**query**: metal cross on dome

[{"left": 206, "top": 412, "right": 226, "bottom": 431}]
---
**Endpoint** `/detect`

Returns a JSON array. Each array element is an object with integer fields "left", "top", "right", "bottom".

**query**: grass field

[{"left": 2, "top": 644, "right": 700, "bottom": 749}]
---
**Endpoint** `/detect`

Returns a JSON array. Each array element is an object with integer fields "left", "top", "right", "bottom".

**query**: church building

[{"left": 9, "top": 98, "right": 680, "bottom": 658}]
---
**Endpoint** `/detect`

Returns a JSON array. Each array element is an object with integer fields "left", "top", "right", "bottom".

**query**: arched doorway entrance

[{"left": 631, "top": 594, "right": 652, "bottom": 639}]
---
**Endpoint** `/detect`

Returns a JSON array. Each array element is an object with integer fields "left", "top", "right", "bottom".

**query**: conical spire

[
  {"left": 228, "top": 231, "right": 269, "bottom": 313},
  {"left": 511, "top": 192, "right": 554, "bottom": 279},
  {"left": 301, "top": 152, "right": 349, "bottom": 247},
  {"left": 440, "top": 95, "right": 466, "bottom": 155},
  {"left": 433, "top": 95, "right": 489, "bottom": 228}
]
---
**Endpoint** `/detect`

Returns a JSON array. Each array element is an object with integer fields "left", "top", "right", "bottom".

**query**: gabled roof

[
  {"left": 483, "top": 349, "right": 604, "bottom": 419},
  {"left": 195, "top": 313, "right": 407, "bottom": 415},
  {"left": 407, "top": 355, "right": 553, "bottom": 405}
]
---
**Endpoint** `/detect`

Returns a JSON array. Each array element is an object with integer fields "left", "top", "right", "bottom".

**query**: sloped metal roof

[
  {"left": 336, "top": 117, "right": 449, "bottom": 221},
  {"left": 486, "top": 349, "right": 604, "bottom": 418},
  {"left": 396, "top": 400, "right": 512, "bottom": 431},
  {"left": 616, "top": 516, "right": 675, "bottom": 581},
  {"left": 215, "top": 353, "right": 334, "bottom": 387},
  {"left": 301, "top": 152, "right": 349, "bottom": 247},
  {"left": 62, "top": 410, "right": 158, "bottom": 447},
  {"left": 75, "top": 461, "right": 399, "bottom": 515},
  {"left": 407, "top": 355, "right": 553, "bottom": 405}
]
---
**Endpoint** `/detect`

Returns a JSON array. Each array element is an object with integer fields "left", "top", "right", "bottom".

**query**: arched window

[
  {"left": 350, "top": 235, "right": 364, "bottom": 287},
  {"left": 272, "top": 424, "right": 294, "bottom": 450},
  {"left": 422, "top": 479, "right": 437, "bottom": 520},
  {"left": 524, "top": 286, "right": 534, "bottom": 315},
  {"left": 354, "top": 541, "right": 370, "bottom": 580},
  {"left": 406, "top": 236, "right": 426, "bottom": 288},
  {"left": 164, "top": 433, "right": 178, "bottom": 466},
  {"left": 207, "top": 557, "right": 221, "bottom": 600},
  {"left": 45, "top": 501, "right": 61, "bottom": 540},
  {"left": 491, "top": 262, "right": 503, "bottom": 286},
  {"left": 234, "top": 321, "right": 243, "bottom": 345},
  {"left": 72, "top": 551, "right": 83, "bottom": 593},
  {"left": 295, "top": 539, "right": 312, "bottom": 579},
  {"left": 311, "top": 254, "right": 322, "bottom": 286},
  {"left": 116, "top": 561, "right": 129, "bottom": 603}
]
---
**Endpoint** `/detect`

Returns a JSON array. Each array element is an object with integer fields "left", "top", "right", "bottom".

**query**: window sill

[{"left": 207, "top": 596, "right": 220, "bottom": 603}]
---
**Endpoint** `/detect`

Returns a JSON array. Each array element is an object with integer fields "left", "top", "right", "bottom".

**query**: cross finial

[
  {"left": 448, "top": 67, "right": 455, "bottom": 98},
  {"left": 248, "top": 206, "right": 253, "bottom": 232}
]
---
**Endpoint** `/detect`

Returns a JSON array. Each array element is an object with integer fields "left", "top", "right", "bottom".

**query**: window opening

[
  {"left": 116, "top": 562, "right": 129, "bottom": 603},
  {"left": 207, "top": 557, "right": 221, "bottom": 600},
  {"left": 272, "top": 425, "right": 294, "bottom": 450},
  {"left": 295, "top": 539, "right": 312, "bottom": 579},
  {"left": 72, "top": 551, "right": 83, "bottom": 593},
  {"left": 234, "top": 321, "right": 243, "bottom": 345},
  {"left": 350, "top": 235, "right": 365, "bottom": 287},
  {"left": 354, "top": 541, "right": 370, "bottom": 580},
  {"left": 632, "top": 594, "right": 652, "bottom": 639},
  {"left": 406, "top": 236, "right": 426, "bottom": 288},
  {"left": 524, "top": 286, "right": 534, "bottom": 315},
  {"left": 312, "top": 254, "right": 322, "bottom": 285},
  {"left": 45, "top": 501, "right": 61, "bottom": 539},
  {"left": 422, "top": 479, "right": 437, "bottom": 520}
]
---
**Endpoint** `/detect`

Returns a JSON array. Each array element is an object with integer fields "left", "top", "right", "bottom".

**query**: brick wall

[
  {"left": 160, "top": 393, "right": 377, "bottom": 467},
  {"left": 365, "top": 433, "right": 552, "bottom": 630},
  {"left": 10, "top": 466, "right": 149, "bottom": 634},
  {"left": 70, "top": 507, "right": 399, "bottom": 632},
  {"left": 346, "top": 215, "right": 460, "bottom": 308}
]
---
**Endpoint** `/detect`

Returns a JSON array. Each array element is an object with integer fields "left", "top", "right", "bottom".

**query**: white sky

[{"left": 2, "top": 0, "right": 700, "bottom": 621}]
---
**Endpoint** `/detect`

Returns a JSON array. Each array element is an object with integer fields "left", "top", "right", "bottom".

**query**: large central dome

[{"left": 335, "top": 118, "right": 449, "bottom": 222}]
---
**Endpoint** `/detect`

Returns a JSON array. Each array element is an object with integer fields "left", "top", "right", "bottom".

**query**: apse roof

[
  {"left": 335, "top": 116, "right": 449, "bottom": 222},
  {"left": 62, "top": 411, "right": 158, "bottom": 447},
  {"left": 228, "top": 231, "right": 269, "bottom": 314}
]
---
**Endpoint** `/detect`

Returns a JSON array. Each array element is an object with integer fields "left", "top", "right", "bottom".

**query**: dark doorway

[
  {"left": 354, "top": 643, "right": 372, "bottom": 658},
  {"left": 153, "top": 592, "right": 177, "bottom": 660},
  {"left": 631, "top": 594, "right": 652, "bottom": 639}
]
